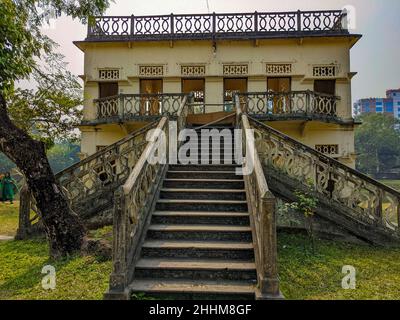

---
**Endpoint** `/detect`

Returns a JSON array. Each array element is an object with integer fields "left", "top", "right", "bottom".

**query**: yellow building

[{"left": 74, "top": 10, "right": 361, "bottom": 167}]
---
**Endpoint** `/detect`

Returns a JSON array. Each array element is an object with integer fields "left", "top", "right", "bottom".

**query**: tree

[
  {"left": 0, "top": 0, "right": 109, "bottom": 258},
  {"left": 355, "top": 113, "right": 400, "bottom": 175}
]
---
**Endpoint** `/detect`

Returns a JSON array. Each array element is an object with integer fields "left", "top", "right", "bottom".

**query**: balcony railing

[
  {"left": 238, "top": 91, "right": 340, "bottom": 119},
  {"left": 89, "top": 91, "right": 340, "bottom": 123},
  {"left": 92, "top": 93, "right": 187, "bottom": 123},
  {"left": 87, "top": 10, "right": 348, "bottom": 41}
]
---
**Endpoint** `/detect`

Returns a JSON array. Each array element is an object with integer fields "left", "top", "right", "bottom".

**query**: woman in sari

[{"left": 1, "top": 172, "right": 18, "bottom": 204}]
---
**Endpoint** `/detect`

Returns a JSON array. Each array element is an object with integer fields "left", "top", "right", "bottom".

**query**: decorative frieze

[
  {"left": 266, "top": 64, "right": 292, "bottom": 75},
  {"left": 313, "top": 65, "right": 337, "bottom": 77},
  {"left": 181, "top": 65, "right": 206, "bottom": 76},
  {"left": 223, "top": 64, "right": 248, "bottom": 76},
  {"left": 139, "top": 65, "right": 164, "bottom": 76},
  {"left": 99, "top": 69, "right": 120, "bottom": 80},
  {"left": 315, "top": 144, "right": 339, "bottom": 155}
]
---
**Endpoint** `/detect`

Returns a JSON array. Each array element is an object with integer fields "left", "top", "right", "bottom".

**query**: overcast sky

[{"left": 42, "top": 0, "right": 400, "bottom": 103}]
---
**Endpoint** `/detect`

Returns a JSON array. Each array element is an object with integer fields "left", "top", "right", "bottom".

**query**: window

[
  {"left": 376, "top": 101, "right": 383, "bottom": 105},
  {"left": 182, "top": 79, "right": 205, "bottom": 103},
  {"left": 314, "top": 80, "right": 336, "bottom": 95},
  {"left": 385, "top": 101, "right": 394, "bottom": 113},
  {"left": 376, "top": 106, "right": 383, "bottom": 113},
  {"left": 224, "top": 78, "right": 248, "bottom": 111},
  {"left": 99, "top": 82, "right": 118, "bottom": 99},
  {"left": 397, "top": 101, "right": 400, "bottom": 105}
]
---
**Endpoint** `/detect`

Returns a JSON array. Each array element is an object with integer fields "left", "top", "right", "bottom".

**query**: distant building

[{"left": 354, "top": 88, "right": 400, "bottom": 118}]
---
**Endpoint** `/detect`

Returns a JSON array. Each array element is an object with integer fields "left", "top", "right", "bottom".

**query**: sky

[{"left": 42, "top": 0, "right": 400, "bottom": 104}]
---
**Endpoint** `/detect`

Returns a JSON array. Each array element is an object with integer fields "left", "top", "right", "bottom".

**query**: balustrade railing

[
  {"left": 236, "top": 98, "right": 281, "bottom": 298},
  {"left": 93, "top": 93, "right": 187, "bottom": 122},
  {"left": 108, "top": 117, "right": 169, "bottom": 295},
  {"left": 248, "top": 117, "right": 400, "bottom": 236},
  {"left": 238, "top": 91, "right": 340, "bottom": 118},
  {"left": 17, "top": 121, "right": 160, "bottom": 238},
  {"left": 87, "top": 10, "right": 348, "bottom": 41}
]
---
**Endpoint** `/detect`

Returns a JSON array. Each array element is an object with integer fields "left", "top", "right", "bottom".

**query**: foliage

[
  {"left": 278, "top": 233, "right": 400, "bottom": 300},
  {"left": 7, "top": 52, "right": 83, "bottom": 145},
  {"left": 46, "top": 142, "right": 80, "bottom": 174},
  {"left": 0, "top": 153, "right": 14, "bottom": 173},
  {"left": 355, "top": 113, "right": 400, "bottom": 175},
  {"left": 281, "top": 180, "right": 318, "bottom": 253},
  {"left": 0, "top": 142, "right": 80, "bottom": 175},
  {"left": 0, "top": 0, "right": 110, "bottom": 145}
]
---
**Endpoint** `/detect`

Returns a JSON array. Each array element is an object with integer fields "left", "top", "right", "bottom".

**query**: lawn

[
  {"left": 278, "top": 233, "right": 400, "bottom": 300},
  {"left": 0, "top": 202, "right": 19, "bottom": 236},
  {"left": 1, "top": 204, "right": 400, "bottom": 300},
  {"left": 380, "top": 180, "right": 400, "bottom": 191}
]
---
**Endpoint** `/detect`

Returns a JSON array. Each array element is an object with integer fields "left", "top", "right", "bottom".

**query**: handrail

[
  {"left": 235, "top": 95, "right": 281, "bottom": 298},
  {"left": 108, "top": 117, "right": 169, "bottom": 294},
  {"left": 87, "top": 10, "right": 348, "bottom": 41},
  {"left": 248, "top": 116, "right": 400, "bottom": 233}
]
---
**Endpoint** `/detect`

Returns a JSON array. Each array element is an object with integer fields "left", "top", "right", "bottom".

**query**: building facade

[
  {"left": 354, "top": 88, "right": 400, "bottom": 119},
  {"left": 74, "top": 10, "right": 361, "bottom": 167}
]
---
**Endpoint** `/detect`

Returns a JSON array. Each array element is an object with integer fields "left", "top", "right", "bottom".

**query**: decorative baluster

[
  {"left": 131, "top": 15, "right": 135, "bottom": 36},
  {"left": 170, "top": 13, "right": 174, "bottom": 35},
  {"left": 297, "top": 10, "right": 302, "bottom": 32},
  {"left": 119, "top": 94, "right": 124, "bottom": 120},
  {"left": 254, "top": 11, "right": 258, "bottom": 33}
]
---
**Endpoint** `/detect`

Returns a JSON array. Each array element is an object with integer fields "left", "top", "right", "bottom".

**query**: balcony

[
  {"left": 89, "top": 93, "right": 187, "bottom": 124},
  {"left": 83, "top": 91, "right": 342, "bottom": 125},
  {"left": 238, "top": 91, "right": 341, "bottom": 121},
  {"left": 86, "top": 10, "right": 349, "bottom": 42}
]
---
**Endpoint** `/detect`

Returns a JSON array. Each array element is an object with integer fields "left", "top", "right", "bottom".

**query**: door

[
  {"left": 267, "top": 77, "right": 291, "bottom": 114},
  {"left": 224, "top": 78, "right": 247, "bottom": 112},
  {"left": 140, "top": 79, "right": 163, "bottom": 115},
  {"left": 314, "top": 80, "right": 336, "bottom": 95}
]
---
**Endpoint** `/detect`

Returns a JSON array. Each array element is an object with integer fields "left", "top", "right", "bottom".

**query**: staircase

[{"left": 128, "top": 125, "right": 258, "bottom": 299}]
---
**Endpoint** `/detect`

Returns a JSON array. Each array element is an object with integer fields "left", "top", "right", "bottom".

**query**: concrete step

[
  {"left": 135, "top": 258, "right": 257, "bottom": 281},
  {"left": 160, "top": 188, "right": 246, "bottom": 201},
  {"left": 152, "top": 211, "right": 250, "bottom": 225},
  {"left": 141, "top": 240, "right": 254, "bottom": 260},
  {"left": 163, "top": 178, "right": 245, "bottom": 190},
  {"left": 129, "top": 279, "right": 255, "bottom": 300},
  {"left": 166, "top": 170, "right": 239, "bottom": 180},
  {"left": 156, "top": 199, "right": 248, "bottom": 212},
  {"left": 169, "top": 164, "right": 240, "bottom": 172},
  {"left": 147, "top": 224, "right": 252, "bottom": 241}
]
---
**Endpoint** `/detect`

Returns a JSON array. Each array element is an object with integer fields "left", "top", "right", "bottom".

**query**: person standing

[{"left": 1, "top": 172, "right": 18, "bottom": 204}]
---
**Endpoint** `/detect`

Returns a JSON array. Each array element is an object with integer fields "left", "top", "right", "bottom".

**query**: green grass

[
  {"left": 1, "top": 203, "right": 400, "bottom": 300},
  {"left": 0, "top": 202, "right": 19, "bottom": 236},
  {"left": 380, "top": 180, "right": 400, "bottom": 191},
  {"left": 0, "top": 239, "right": 112, "bottom": 300},
  {"left": 278, "top": 233, "right": 400, "bottom": 300}
]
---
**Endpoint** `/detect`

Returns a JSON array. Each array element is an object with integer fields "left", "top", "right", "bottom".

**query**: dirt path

[{"left": 0, "top": 235, "right": 13, "bottom": 241}]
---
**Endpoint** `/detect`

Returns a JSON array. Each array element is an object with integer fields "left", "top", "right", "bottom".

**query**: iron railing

[
  {"left": 87, "top": 10, "right": 348, "bottom": 41},
  {"left": 93, "top": 93, "right": 187, "bottom": 122},
  {"left": 238, "top": 90, "right": 340, "bottom": 119}
]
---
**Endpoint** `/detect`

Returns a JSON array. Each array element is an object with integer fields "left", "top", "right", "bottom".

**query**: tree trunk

[{"left": 0, "top": 93, "right": 86, "bottom": 258}]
